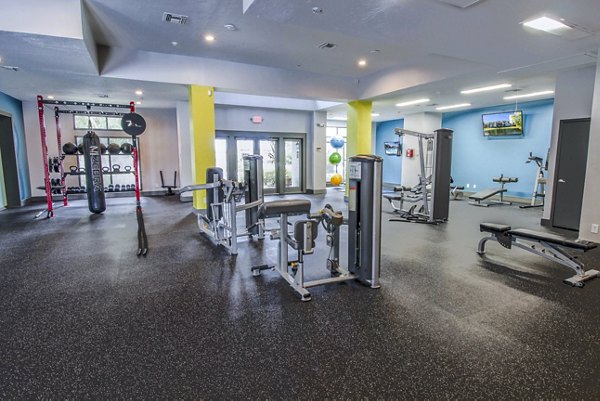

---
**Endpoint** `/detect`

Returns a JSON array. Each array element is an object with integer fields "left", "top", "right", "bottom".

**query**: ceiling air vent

[
  {"left": 436, "top": 0, "right": 484, "bottom": 9},
  {"left": 318, "top": 42, "right": 337, "bottom": 50},
  {"left": 163, "top": 12, "right": 189, "bottom": 25}
]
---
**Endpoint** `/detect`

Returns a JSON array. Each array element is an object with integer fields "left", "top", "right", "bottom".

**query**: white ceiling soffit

[
  {"left": 0, "top": 0, "right": 84, "bottom": 39},
  {"left": 214, "top": 92, "right": 342, "bottom": 111},
  {"left": 434, "top": 0, "right": 484, "bottom": 9},
  {"left": 100, "top": 47, "right": 357, "bottom": 101}
]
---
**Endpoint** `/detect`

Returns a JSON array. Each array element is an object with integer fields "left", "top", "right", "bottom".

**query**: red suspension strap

[{"left": 37, "top": 95, "right": 53, "bottom": 218}]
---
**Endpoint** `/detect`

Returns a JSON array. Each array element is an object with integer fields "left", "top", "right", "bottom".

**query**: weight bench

[
  {"left": 478, "top": 223, "right": 599, "bottom": 287},
  {"left": 469, "top": 176, "right": 518, "bottom": 207}
]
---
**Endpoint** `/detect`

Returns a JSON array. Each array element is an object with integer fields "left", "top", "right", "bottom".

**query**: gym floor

[{"left": 1, "top": 190, "right": 600, "bottom": 399}]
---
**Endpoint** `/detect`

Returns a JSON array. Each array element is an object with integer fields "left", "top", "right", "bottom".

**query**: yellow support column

[
  {"left": 346, "top": 100, "right": 373, "bottom": 194},
  {"left": 189, "top": 85, "right": 216, "bottom": 210}
]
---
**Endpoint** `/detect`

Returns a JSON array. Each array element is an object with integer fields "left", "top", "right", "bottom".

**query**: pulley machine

[{"left": 179, "top": 155, "right": 265, "bottom": 255}]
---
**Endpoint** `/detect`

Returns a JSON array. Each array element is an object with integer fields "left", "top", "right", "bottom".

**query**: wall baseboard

[{"left": 306, "top": 189, "right": 327, "bottom": 195}]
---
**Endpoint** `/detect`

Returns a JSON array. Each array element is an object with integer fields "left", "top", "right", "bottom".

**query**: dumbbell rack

[
  {"left": 36, "top": 96, "right": 132, "bottom": 218},
  {"left": 61, "top": 152, "right": 137, "bottom": 195}
]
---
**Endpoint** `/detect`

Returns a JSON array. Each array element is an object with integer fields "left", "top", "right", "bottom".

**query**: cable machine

[{"left": 35, "top": 96, "right": 132, "bottom": 218}]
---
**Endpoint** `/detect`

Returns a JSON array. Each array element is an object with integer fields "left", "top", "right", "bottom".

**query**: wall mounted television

[
  {"left": 482, "top": 110, "right": 523, "bottom": 137},
  {"left": 384, "top": 141, "right": 402, "bottom": 156}
]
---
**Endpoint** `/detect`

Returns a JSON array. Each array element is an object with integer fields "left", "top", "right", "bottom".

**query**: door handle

[{"left": 559, "top": 179, "right": 566, "bottom": 183}]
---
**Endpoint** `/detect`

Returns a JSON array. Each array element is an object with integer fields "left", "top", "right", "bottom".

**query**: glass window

[
  {"left": 107, "top": 117, "right": 122, "bottom": 130},
  {"left": 74, "top": 115, "right": 125, "bottom": 131},
  {"left": 215, "top": 138, "right": 228, "bottom": 179},
  {"left": 236, "top": 139, "right": 255, "bottom": 181}
]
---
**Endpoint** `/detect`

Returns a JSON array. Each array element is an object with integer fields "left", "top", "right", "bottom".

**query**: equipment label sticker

[{"left": 349, "top": 162, "right": 361, "bottom": 180}]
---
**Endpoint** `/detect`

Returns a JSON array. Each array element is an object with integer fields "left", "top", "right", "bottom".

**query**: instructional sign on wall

[{"left": 349, "top": 162, "right": 361, "bottom": 180}]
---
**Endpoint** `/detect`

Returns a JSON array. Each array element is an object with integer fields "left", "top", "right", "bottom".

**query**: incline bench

[{"left": 478, "top": 223, "right": 599, "bottom": 287}]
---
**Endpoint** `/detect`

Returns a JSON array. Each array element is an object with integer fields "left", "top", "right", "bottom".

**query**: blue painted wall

[
  {"left": 375, "top": 118, "right": 404, "bottom": 184},
  {"left": 0, "top": 91, "right": 31, "bottom": 201},
  {"left": 442, "top": 99, "right": 553, "bottom": 198}
]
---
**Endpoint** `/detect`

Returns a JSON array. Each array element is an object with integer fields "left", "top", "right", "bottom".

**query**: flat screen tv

[
  {"left": 384, "top": 141, "right": 402, "bottom": 156},
  {"left": 482, "top": 110, "right": 523, "bottom": 137}
]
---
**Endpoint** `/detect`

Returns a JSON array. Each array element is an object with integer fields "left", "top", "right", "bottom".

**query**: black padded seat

[
  {"left": 258, "top": 199, "right": 311, "bottom": 219},
  {"left": 493, "top": 176, "right": 518, "bottom": 183},
  {"left": 508, "top": 228, "right": 597, "bottom": 251},
  {"left": 383, "top": 193, "right": 404, "bottom": 200},
  {"left": 480, "top": 223, "right": 511, "bottom": 233},
  {"left": 452, "top": 186, "right": 465, "bottom": 190}
]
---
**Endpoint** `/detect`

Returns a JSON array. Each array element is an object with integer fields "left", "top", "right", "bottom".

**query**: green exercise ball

[{"left": 329, "top": 152, "right": 342, "bottom": 165}]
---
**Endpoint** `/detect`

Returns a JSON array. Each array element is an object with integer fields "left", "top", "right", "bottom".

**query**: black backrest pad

[
  {"left": 480, "top": 223, "right": 512, "bottom": 233},
  {"left": 293, "top": 220, "right": 319, "bottom": 249},
  {"left": 508, "top": 228, "right": 597, "bottom": 251},
  {"left": 258, "top": 199, "right": 311, "bottom": 219}
]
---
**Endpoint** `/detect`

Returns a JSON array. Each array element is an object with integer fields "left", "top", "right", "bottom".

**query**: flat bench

[{"left": 478, "top": 222, "right": 599, "bottom": 287}]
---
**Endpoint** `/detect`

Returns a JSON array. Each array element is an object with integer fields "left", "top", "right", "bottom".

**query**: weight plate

[{"left": 121, "top": 113, "right": 147, "bottom": 136}]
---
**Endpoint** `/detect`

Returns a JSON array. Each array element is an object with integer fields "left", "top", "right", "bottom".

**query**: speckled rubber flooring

[{"left": 1, "top": 190, "right": 600, "bottom": 399}]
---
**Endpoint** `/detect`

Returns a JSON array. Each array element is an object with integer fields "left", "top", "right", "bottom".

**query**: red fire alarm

[{"left": 251, "top": 115, "right": 263, "bottom": 124}]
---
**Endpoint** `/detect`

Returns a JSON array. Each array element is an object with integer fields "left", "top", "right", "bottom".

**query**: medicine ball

[
  {"left": 120, "top": 142, "right": 133, "bottom": 154},
  {"left": 107, "top": 143, "right": 121, "bottom": 155},
  {"left": 78, "top": 143, "right": 85, "bottom": 154},
  {"left": 100, "top": 143, "right": 107, "bottom": 154},
  {"left": 62, "top": 142, "right": 78, "bottom": 155}
]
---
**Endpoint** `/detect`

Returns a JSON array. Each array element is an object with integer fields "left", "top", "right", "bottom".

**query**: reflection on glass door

[
  {"left": 236, "top": 139, "right": 254, "bottom": 181},
  {"left": 284, "top": 139, "right": 302, "bottom": 192},
  {"left": 215, "top": 138, "right": 228, "bottom": 179},
  {"left": 259, "top": 139, "right": 278, "bottom": 193}
]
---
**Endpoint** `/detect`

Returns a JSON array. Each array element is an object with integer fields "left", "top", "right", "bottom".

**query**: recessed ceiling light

[
  {"left": 171, "top": 41, "right": 179, "bottom": 47},
  {"left": 396, "top": 98, "right": 431, "bottom": 107},
  {"left": 135, "top": 90, "right": 143, "bottom": 96},
  {"left": 372, "top": 113, "right": 380, "bottom": 117},
  {"left": 503, "top": 90, "right": 554, "bottom": 100},
  {"left": 523, "top": 16, "right": 570, "bottom": 33},
  {"left": 47, "top": 95, "right": 55, "bottom": 100},
  {"left": 224, "top": 23, "right": 238, "bottom": 31},
  {"left": 436, "top": 103, "right": 471, "bottom": 111},
  {"left": 358, "top": 59, "right": 367, "bottom": 67},
  {"left": 136, "top": 101, "right": 142, "bottom": 105},
  {"left": 461, "top": 83, "right": 512, "bottom": 94},
  {"left": 204, "top": 34, "right": 215, "bottom": 42}
]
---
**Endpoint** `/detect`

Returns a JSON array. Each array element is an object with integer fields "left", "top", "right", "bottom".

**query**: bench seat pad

[
  {"left": 258, "top": 199, "right": 311, "bottom": 219},
  {"left": 508, "top": 228, "right": 597, "bottom": 251},
  {"left": 480, "top": 223, "right": 511, "bottom": 233}
]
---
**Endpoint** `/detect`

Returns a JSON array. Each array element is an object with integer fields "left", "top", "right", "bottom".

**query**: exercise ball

[
  {"left": 100, "top": 143, "right": 107, "bottom": 154},
  {"left": 330, "top": 136, "right": 345, "bottom": 149},
  {"left": 78, "top": 143, "right": 85, "bottom": 154},
  {"left": 107, "top": 143, "right": 121, "bottom": 155},
  {"left": 330, "top": 173, "right": 343, "bottom": 186},
  {"left": 62, "top": 142, "right": 77, "bottom": 155},
  {"left": 329, "top": 152, "right": 342, "bottom": 165},
  {"left": 120, "top": 143, "right": 133, "bottom": 154}
]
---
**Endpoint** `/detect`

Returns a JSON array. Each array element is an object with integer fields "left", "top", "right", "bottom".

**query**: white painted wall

[
  {"left": 543, "top": 66, "right": 596, "bottom": 222},
  {"left": 401, "top": 112, "right": 442, "bottom": 187},
  {"left": 215, "top": 105, "right": 311, "bottom": 133},
  {"left": 176, "top": 101, "right": 193, "bottom": 189},
  {"left": 579, "top": 59, "right": 600, "bottom": 241},
  {"left": 22, "top": 102, "right": 179, "bottom": 197}
]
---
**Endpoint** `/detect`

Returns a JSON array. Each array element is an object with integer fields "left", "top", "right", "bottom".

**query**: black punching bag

[{"left": 83, "top": 131, "right": 106, "bottom": 214}]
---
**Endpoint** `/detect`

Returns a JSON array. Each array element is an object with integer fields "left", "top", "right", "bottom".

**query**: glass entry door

[
  {"left": 259, "top": 139, "right": 278, "bottom": 194},
  {"left": 219, "top": 133, "right": 304, "bottom": 194},
  {"left": 284, "top": 139, "right": 302, "bottom": 192}
]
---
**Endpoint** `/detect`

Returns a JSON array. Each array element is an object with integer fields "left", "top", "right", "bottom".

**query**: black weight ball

[
  {"left": 100, "top": 143, "right": 107, "bottom": 154},
  {"left": 120, "top": 143, "right": 133, "bottom": 154},
  {"left": 63, "top": 142, "right": 78, "bottom": 155},
  {"left": 107, "top": 143, "right": 121, "bottom": 155},
  {"left": 78, "top": 143, "right": 85, "bottom": 154}
]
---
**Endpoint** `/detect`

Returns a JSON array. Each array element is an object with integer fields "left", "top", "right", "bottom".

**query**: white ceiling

[{"left": 0, "top": 0, "right": 599, "bottom": 113}]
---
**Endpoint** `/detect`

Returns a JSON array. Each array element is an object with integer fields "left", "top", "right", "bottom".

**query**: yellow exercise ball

[{"left": 330, "top": 173, "right": 343, "bottom": 186}]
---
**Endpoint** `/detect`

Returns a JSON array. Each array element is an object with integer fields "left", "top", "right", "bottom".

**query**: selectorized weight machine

[
  {"left": 252, "top": 155, "right": 382, "bottom": 301},
  {"left": 384, "top": 128, "right": 454, "bottom": 224},
  {"left": 179, "top": 155, "right": 265, "bottom": 255}
]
